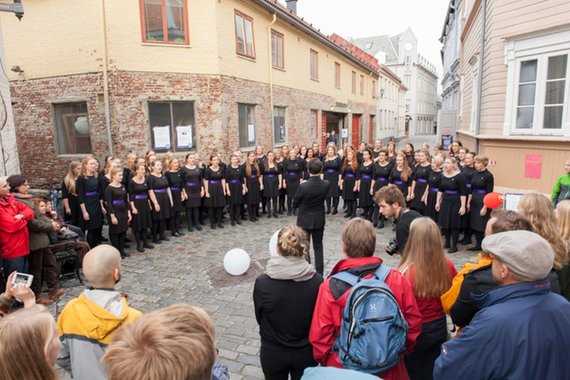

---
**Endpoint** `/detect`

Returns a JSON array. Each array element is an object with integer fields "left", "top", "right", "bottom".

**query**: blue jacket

[{"left": 434, "top": 280, "right": 570, "bottom": 380}]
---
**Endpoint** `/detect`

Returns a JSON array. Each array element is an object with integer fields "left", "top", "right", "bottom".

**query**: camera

[
  {"left": 385, "top": 239, "right": 399, "bottom": 256},
  {"left": 12, "top": 272, "right": 33, "bottom": 288}
]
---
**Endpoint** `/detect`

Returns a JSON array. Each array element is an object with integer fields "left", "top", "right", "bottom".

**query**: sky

[{"left": 279, "top": 0, "right": 450, "bottom": 77}]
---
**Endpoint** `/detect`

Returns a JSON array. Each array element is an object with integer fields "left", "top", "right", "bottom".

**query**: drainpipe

[
  {"left": 475, "top": 0, "right": 487, "bottom": 153},
  {"left": 268, "top": 13, "right": 277, "bottom": 147},
  {"left": 101, "top": 0, "right": 113, "bottom": 155}
]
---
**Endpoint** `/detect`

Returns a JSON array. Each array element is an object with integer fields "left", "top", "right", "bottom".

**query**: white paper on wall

[
  {"left": 176, "top": 125, "right": 193, "bottom": 148},
  {"left": 248, "top": 124, "right": 256, "bottom": 143},
  {"left": 153, "top": 126, "right": 171, "bottom": 149},
  {"left": 504, "top": 193, "right": 524, "bottom": 211}
]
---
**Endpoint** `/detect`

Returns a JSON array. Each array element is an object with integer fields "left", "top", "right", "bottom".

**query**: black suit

[{"left": 293, "top": 175, "right": 330, "bottom": 275}]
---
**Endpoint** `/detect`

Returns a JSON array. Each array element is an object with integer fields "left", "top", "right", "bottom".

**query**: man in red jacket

[
  {"left": 0, "top": 176, "right": 34, "bottom": 281},
  {"left": 309, "top": 218, "right": 422, "bottom": 380}
]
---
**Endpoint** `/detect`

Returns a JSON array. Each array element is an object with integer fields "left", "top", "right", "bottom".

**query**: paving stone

[
  {"left": 242, "top": 365, "right": 265, "bottom": 379},
  {"left": 237, "top": 344, "right": 259, "bottom": 355}
]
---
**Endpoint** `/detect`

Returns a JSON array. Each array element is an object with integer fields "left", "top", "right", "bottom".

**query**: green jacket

[{"left": 552, "top": 173, "right": 570, "bottom": 206}]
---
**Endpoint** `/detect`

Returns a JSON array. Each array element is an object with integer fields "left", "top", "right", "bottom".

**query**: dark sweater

[
  {"left": 395, "top": 209, "right": 422, "bottom": 254},
  {"left": 253, "top": 273, "right": 322, "bottom": 350}
]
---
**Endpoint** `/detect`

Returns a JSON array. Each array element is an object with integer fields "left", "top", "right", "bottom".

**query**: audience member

[
  {"left": 434, "top": 231, "right": 570, "bottom": 379},
  {"left": 301, "top": 366, "right": 378, "bottom": 379},
  {"left": 399, "top": 218, "right": 456, "bottom": 380},
  {"left": 551, "top": 159, "right": 570, "bottom": 206},
  {"left": 0, "top": 271, "right": 36, "bottom": 317},
  {"left": 57, "top": 245, "right": 142, "bottom": 380},
  {"left": 103, "top": 303, "right": 229, "bottom": 380},
  {"left": 0, "top": 305, "right": 61, "bottom": 380},
  {"left": 254, "top": 225, "right": 322, "bottom": 380},
  {"left": 556, "top": 200, "right": 570, "bottom": 298},
  {"left": 309, "top": 218, "right": 422, "bottom": 380}
]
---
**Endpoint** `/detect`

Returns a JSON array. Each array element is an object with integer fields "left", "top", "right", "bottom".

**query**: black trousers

[
  {"left": 29, "top": 248, "right": 59, "bottom": 295},
  {"left": 152, "top": 220, "right": 167, "bottom": 240},
  {"left": 344, "top": 200, "right": 357, "bottom": 217},
  {"left": 248, "top": 204, "right": 259, "bottom": 219},
  {"left": 260, "top": 345, "right": 317, "bottom": 380},
  {"left": 361, "top": 206, "right": 373, "bottom": 221},
  {"left": 405, "top": 317, "right": 448, "bottom": 380},
  {"left": 304, "top": 227, "right": 324, "bottom": 275},
  {"left": 109, "top": 232, "right": 126, "bottom": 256},
  {"left": 266, "top": 196, "right": 278, "bottom": 215},
  {"left": 279, "top": 192, "right": 286, "bottom": 212},
  {"left": 208, "top": 207, "right": 223, "bottom": 225},
  {"left": 169, "top": 211, "right": 182, "bottom": 233},
  {"left": 186, "top": 207, "right": 200, "bottom": 228},
  {"left": 229, "top": 204, "right": 241, "bottom": 221},
  {"left": 326, "top": 196, "right": 340, "bottom": 211},
  {"left": 86, "top": 227, "right": 103, "bottom": 249}
]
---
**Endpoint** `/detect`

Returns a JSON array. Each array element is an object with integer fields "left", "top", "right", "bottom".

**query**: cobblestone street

[{"left": 56, "top": 211, "right": 475, "bottom": 379}]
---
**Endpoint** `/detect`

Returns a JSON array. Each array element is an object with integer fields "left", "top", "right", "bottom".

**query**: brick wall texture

[{"left": 11, "top": 71, "right": 376, "bottom": 187}]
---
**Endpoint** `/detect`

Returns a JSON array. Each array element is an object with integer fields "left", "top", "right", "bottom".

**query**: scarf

[{"left": 266, "top": 255, "right": 316, "bottom": 282}]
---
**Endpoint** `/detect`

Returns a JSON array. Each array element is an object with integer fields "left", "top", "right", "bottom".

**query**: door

[
  {"left": 352, "top": 114, "right": 361, "bottom": 148},
  {"left": 369, "top": 115, "right": 375, "bottom": 143}
]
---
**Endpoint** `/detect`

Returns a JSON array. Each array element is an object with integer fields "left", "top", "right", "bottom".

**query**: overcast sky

[{"left": 280, "top": 0, "right": 450, "bottom": 76}]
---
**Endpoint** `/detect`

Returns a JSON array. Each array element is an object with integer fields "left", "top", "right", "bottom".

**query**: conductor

[{"left": 293, "top": 158, "right": 330, "bottom": 275}]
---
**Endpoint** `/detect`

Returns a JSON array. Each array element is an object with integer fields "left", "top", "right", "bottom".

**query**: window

[
  {"left": 149, "top": 101, "right": 195, "bottom": 152},
  {"left": 311, "top": 110, "right": 319, "bottom": 140},
  {"left": 54, "top": 102, "right": 92, "bottom": 155},
  {"left": 470, "top": 60, "right": 480, "bottom": 132},
  {"left": 310, "top": 49, "right": 319, "bottom": 81},
  {"left": 352, "top": 71, "right": 357, "bottom": 94},
  {"left": 140, "top": 0, "right": 189, "bottom": 44},
  {"left": 271, "top": 30, "right": 284, "bottom": 69},
  {"left": 335, "top": 62, "right": 341, "bottom": 89},
  {"left": 273, "top": 106, "right": 286, "bottom": 144},
  {"left": 515, "top": 60, "right": 536, "bottom": 129},
  {"left": 360, "top": 75, "right": 365, "bottom": 95},
  {"left": 235, "top": 10, "right": 255, "bottom": 59},
  {"left": 372, "top": 80, "right": 377, "bottom": 98},
  {"left": 544, "top": 55, "right": 567, "bottom": 129},
  {"left": 238, "top": 104, "right": 256, "bottom": 148}
]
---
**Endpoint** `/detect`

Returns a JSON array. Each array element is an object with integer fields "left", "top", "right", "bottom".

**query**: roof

[
  {"left": 329, "top": 34, "right": 380, "bottom": 72},
  {"left": 352, "top": 35, "right": 399, "bottom": 63},
  {"left": 252, "top": 0, "right": 380, "bottom": 75}
]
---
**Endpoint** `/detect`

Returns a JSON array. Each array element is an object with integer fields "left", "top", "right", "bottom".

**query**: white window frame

[
  {"left": 504, "top": 29, "right": 570, "bottom": 137},
  {"left": 469, "top": 56, "right": 480, "bottom": 133}
]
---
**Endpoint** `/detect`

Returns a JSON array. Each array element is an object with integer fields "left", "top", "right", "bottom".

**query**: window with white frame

[
  {"left": 273, "top": 106, "right": 286, "bottom": 145},
  {"left": 505, "top": 30, "right": 570, "bottom": 136},
  {"left": 469, "top": 62, "right": 479, "bottom": 133}
]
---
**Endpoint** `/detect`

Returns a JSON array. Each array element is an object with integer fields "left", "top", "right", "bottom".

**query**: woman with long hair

[
  {"left": 283, "top": 149, "right": 305, "bottom": 216},
  {"left": 261, "top": 151, "right": 282, "bottom": 219},
  {"left": 128, "top": 163, "right": 153, "bottom": 252},
  {"left": 62, "top": 161, "right": 82, "bottom": 228},
  {"left": 148, "top": 160, "right": 172, "bottom": 242},
  {"left": 275, "top": 150, "right": 286, "bottom": 214},
  {"left": 357, "top": 149, "right": 375, "bottom": 221},
  {"left": 340, "top": 149, "right": 358, "bottom": 218},
  {"left": 0, "top": 306, "right": 61, "bottom": 380},
  {"left": 181, "top": 153, "right": 204, "bottom": 231},
  {"left": 409, "top": 150, "right": 431, "bottom": 215},
  {"left": 204, "top": 154, "right": 227, "bottom": 229},
  {"left": 425, "top": 154, "right": 444, "bottom": 223},
  {"left": 448, "top": 141, "right": 462, "bottom": 158},
  {"left": 123, "top": 152, "right": 137, "bottom": 188},
  {"left": 460, "top": 152, "right": 477, "bottom": 245},
  {"left": 400, "top": 218, "right": 456, "bottom": 380},
  {"left": 77, "top": 156, "right": 105, "bottom": 248},
  {"left": 225, "top": 154, "right": 246, "bottom": 226},
  {"left": 468, "top": 156, "right": 495, "bottom": 251},
  {"left": 245, "top": 151, "right": 262, "bottom": 222},
  {"left": 372, "top": 149, "right": 393, "bottom": 228},
  {"left": 104, "top": 167, "right": 131, "bottom": 258},
  {"left": 557, "top": 200, "right": 570, "bottom": 299},
  {"left": 387, "top": 140, "right": 397, "bottom": 161},
  {"left": 389, "top": 152, "right": 412, "bottom": 199},
  {"left": 323, "top": 145, "right": 342, "bottom": 215},
  {"left": 403, "top": 143, "right": 415, "bottom": 168},
  {"left": 165, "top": 158, "right": 184, "bottom": 237},
  {"left": 299, "top": 145, "right": 308, "bottom": 160},
  {"left": 436, "top": 157, "right": 467, "bottom": 253}
]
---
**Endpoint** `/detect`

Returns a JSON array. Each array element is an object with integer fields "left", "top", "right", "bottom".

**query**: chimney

[{"left": 286, "top": 0, "right": 297, "bottom": 14}]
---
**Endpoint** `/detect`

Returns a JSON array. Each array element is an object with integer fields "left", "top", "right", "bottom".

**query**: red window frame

[
  {"left": 234, "top": 10, "right": 256, "bottom": 59},
  {"left": 139, "top": 0, "right": 190, "bottom": 45}
]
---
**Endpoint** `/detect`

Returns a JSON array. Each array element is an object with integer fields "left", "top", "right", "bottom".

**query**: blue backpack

[{"left": 331, "top": 264, "right": 408, "bottom": 374}]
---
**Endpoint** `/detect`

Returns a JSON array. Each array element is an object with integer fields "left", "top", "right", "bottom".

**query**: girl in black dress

[
  {"left": 182, "top": 153, "right": 204, "bottom": 232},
  {"left": 77, "top": 156, "right": 105, "bottom": 248},
  {"left": 245, "top": 152, "right": 262, "bottom": 222},
  {"left": 389, "top": 152, "right": 412, "bottom": 199},
  {"left": 275, "top": 151, "right": 286, "bottom": 214},
  {"left": 356, "top": 143, "right": 366, "bottom": 165},
  {"left": 461, "top": 152, "right": 477, "bottom": 245},
  {"left": 468, "top": 156, "right": 494, "bottom": 251},
  {"left": 410, "top": 150, "right": 432, "bottom": 214},
  {"left": 62, "top": 161, "right": 82, "bottom": 228},
  {"left": 225, "top": 154, "right": 246, "bottom": 226},
  {"left": 304, "top": 148, "right": 316, "bottom": 180},
  {"left": 404, "top": 143, "right": 416, "bottom": 168},
  {"left": 372, "top": 150, "right": 393, "bottom": 228},
  {"left": 323, "top": 145, "right": 342, "bottom": 215},
  {"left": 122, "top": 152, "right": 137, "bottom": 189},
  {"left": 387, "top": 140, "right": 397, "bottom": 162},
  {"left": 357, "top": 149, "right": 375, "bottom": 221},
  {"left": 283, "top": 149, "right": 305, "bottom": 216},
  {"left": 105, "top": 168, "right": 131, "bottom": 258},
  {"left": 299, "top": 146, "right": 308, "bottom": 160},
  {"left": 204, "top": 154, "right": 227, "bottom": 229},
  {"left": 129, "top": 163, "right": 153, "bottom": 252},
  {"left": 425, "top": 155, "right": 444, "bottom": 223},
  {"left": 262, "top": 151, "right": 282, "bottom": 219},
  {"left": 448, "top": 141, "right": 462, "bottom": 159},
  {"left": 340, "top": 149, "right": 359, "bottom": 218},
  {"left": 436, "top": 157, "right": 467, "bottom": 253},
  {"left": 166, "top": 159, "right": 185, "bottom": 237},
  {"left": 148, "top": 160, "right": 172, "bottom": 243}
]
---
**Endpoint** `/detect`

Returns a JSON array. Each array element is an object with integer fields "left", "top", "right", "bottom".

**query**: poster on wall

[
  {"left": 524, "top": 154, "right": 542, "bottom": 179},
  {"left": 248, "top": 124, "right": 256, "bottom": 143},
  {"left": 441, "top": 134, "right": 453, "bottom": 150},
  {"left": 153, "top": 126, "right": 171, "bottom": 150},
  {"left": 341, "top": 129, "right": 348, "bottom": 138},
  {"left": 176, "top": 126, "right": 193, "bottom": 149}
]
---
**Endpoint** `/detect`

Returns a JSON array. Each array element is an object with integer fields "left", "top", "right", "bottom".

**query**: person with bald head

[{"left": 56, "top": 245, "right": 141, "bottom": 380}]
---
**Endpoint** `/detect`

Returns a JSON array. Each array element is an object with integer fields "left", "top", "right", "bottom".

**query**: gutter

[
  {"left": 268, "top": 13, "right": 277, "bottom": 146},
  {"left": 101, "top": 0, "right": 113, "bottom": 155},
  {"left": 475, "top": 0, "right": 487, "bottom": 152}
]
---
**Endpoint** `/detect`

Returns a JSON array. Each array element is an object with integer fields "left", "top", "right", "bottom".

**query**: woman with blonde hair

[
  {"left": 77, "top": 156, "right": 105, "bottom": 248},
  {"left": 62, "top": 161, "right": 82, "bottom": 228},
  {"left": 399, "top": 217, "right": 456, "bottom": 380},
  {"left": 254, "top": 225, "right": 322, "bottom": 380},
  {"left": 389, "top": 151, "right": 412, "bottom": 199},
  {"left": 557, "top": 200, "right": 570, "bottom": 248},
  {"left": 0, "top": 306, "right": 61, "bottom": 380}
]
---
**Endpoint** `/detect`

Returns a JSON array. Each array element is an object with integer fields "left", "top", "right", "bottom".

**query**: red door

[{"left": 352, "top": 114, "right": 361, "bottom": 149}]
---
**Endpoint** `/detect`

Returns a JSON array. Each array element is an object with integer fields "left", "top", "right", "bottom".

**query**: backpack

[{"left": 332, "top": 264, "right": 408, "bottom": 374}]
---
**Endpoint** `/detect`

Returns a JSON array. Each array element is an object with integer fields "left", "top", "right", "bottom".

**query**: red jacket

[
  {"left": 309, "top": 256, "right": 422, "bottom": 380},
  {"left": 0, "top": 195, "right": 34, "bottom": 260}
]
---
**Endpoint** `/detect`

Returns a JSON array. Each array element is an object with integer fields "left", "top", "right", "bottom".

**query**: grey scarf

[{"left": 266, "top": 255, "right": 316, "bottom": 282}]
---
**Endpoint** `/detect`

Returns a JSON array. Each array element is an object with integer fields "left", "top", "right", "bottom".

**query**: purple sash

[
  {"left": 133, "top": 194, "right": 148, "bottom": 200},
  {"left": 153, "top": 188, "right": 167, "bottom": 193},
  {"left": 112, "top": 199, "right": 125, "bottom": 206},
  {"left": 85, "top": 191, "right": 98, "bottom": 197},
  {"left": 417, "top": 178, "right": 428, "bottom": 184}
]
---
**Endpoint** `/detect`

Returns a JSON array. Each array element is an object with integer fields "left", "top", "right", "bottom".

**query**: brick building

[{"left": 1, "top": 0, "right": 379, "bottom": 186}]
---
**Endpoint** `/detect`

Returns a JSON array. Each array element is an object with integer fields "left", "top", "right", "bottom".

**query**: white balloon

[
  {"left": 223, "top": 248, "right": 251, "bottom": 276},
  {"left": 269, "top": 230, "right": 280, "bottom": 257}
]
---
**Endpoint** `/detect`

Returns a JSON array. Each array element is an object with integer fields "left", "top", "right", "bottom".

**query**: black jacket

[
  {"left": 394, "top": 208, "right": 422, "bottom": 254},
  {"left": 293, "top": 176, "right": 330, "bottom": 230},
  {"left": 253, "top": 273, "right": 322, "bottom": 349}
]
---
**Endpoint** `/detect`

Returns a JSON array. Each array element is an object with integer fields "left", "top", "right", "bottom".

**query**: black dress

[
  {"left": 373, "top": 161, "right": 393, "bottom": 194},
  {"left": 438, "top": 173, "right": 467, "bottom": 230},
  {"left": 469, "top": 170, "right": 495, "bottom": 232},
  {"left": 461, "top": 166, "right": 477, "bottom": 229},
  {"left": 204, "top": 167, "right": 226, "bottom": 208},
  {"left": 104, "top": 184, "right": 129, "bottom": 234},
  {"left": 358, "top": 162, "right": 374, "bottom": 208},
  {"left": 225, "top": 165, "right": 245, "bottom": 205},
  {"left": 411, "top": 164, "right": 431, "bottom": 213},
  {"left": 182, "top": 166, "right": 202, "bottom": 208},
  {"left": 61, "top": 180, "right": 82, "bottom": 228},
  {"left": 122, "top": 167, "right": 133, "bottom": 189},
  {"left": 165, "top": 171, "right": 184, "bottom": 213},
  {"left": 389, "top": 168, "right": 412, "bottom": 198},
  {"left": 323, "top": 157, "right": 342, "bottom": 197},
  {"left": 246, "top": 165, "right": 261, "bottom": 205},
  {"left": 426, "top": 169, "right": 442, "bottom": 223},
  {"left": 283, "top": 158, "right": 304, "bottom": 198},
  {"left": 128, "top": 178, "right": 152, "bottom": 231},
  {"left": 341, "top": 166, "right": 358, "bottom": 201},
  {"left": 262, "top": 165, "right": 280, "bottom": 198},
  {"left": 76, "top": 175, "right": 103, "bottom": 230},
  {"left": 148, "top": 174, "right": 172, "bottom": 221}
]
